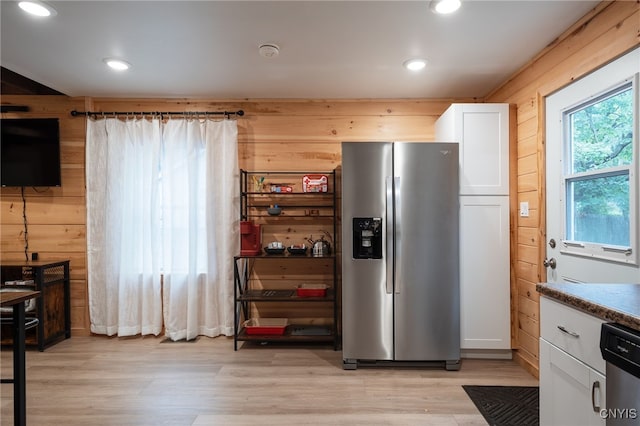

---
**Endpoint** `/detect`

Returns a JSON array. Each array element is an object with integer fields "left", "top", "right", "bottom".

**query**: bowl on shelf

[
  {"left": 287, "top": 244, "right": 307, "bottom": 255},
  {"left": 264, "top": 247, "right": 285, "bottom": 255},
  {"left": 267, "top": 206, "right": 282, "bottom": 216},
  {"left": 265, "top": 241, "right": 285, "bottom": 255}
]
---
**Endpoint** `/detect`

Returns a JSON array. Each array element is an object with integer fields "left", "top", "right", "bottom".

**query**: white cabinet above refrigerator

[{"left": 435, "top": 103, "right": 510, "bottom": 196}]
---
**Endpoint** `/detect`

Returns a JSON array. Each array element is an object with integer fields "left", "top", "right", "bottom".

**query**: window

[
  {"left": 561, "top": 78, "right": 638, "bottom": 263},
  {"left": 157, "top": 141, "right": 210, "bottom": 274}
]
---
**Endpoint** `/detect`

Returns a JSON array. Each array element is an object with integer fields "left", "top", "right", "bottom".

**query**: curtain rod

[{"left": 70, "top": 109, "right": 244, "bottom": 118}]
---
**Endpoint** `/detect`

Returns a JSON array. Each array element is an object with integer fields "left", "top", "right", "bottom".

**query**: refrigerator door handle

[
  {"left": 394, "top": 176, "right": 401, "bottom": 294},
  {"left": 386, "top": 176, "right": 394, "bottom": 294}
]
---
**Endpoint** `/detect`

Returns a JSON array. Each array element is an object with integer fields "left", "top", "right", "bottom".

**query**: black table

[{"left": 1, "top": 289, "right": 40, "bottom": 426}]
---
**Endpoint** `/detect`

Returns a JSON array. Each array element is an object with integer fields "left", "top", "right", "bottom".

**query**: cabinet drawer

[{"left": 540, "top": 296, "right": 605, "bottom": 373}]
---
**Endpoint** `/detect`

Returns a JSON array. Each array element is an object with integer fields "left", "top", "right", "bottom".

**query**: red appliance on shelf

[{"left": 240, "top": 221, "right": 261, "bottom": 255}]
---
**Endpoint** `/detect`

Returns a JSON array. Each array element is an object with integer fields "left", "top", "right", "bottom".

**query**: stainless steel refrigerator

[{"left": 341, "top": 142, "right": 460, "bottom": 370}]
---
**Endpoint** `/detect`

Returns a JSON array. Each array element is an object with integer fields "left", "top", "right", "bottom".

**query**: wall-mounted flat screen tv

[{"left": 1, "top": 118, "right": 62, "bottom": 187}]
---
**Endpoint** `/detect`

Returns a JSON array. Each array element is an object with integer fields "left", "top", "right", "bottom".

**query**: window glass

[
  {"left": 568, "top": 86, "right": 633, "bottom": 173},
  {"left": 563, "top": 82, "right": 634, "bottom": 250},
  {"left": 566, "top": 173, "right": 630, "bottom": 246}
]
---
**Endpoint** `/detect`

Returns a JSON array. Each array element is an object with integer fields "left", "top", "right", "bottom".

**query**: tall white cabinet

[{"left": 435, "top": 103, "right": 512, "bottom": 358}]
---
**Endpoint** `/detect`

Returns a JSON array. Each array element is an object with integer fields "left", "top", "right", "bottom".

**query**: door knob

[{"left": 543, "top": 258, "right": 557, "bottom": 269}]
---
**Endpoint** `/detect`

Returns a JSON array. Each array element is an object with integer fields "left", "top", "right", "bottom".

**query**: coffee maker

[{"left": 240, "top": 221, "right": 261, "bottom": 255}]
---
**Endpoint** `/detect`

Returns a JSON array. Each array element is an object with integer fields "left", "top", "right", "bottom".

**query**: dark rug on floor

[{"left": 463, "top": 385, "right": 539, "bottom": 426}]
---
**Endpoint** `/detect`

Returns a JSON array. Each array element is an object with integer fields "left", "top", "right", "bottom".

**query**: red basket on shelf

[
  {"left": 296, "top": 284, "right": 328, "bottom": 297},
  {"left": 243, "top": 318, "right": 288, "bottom": 335}
]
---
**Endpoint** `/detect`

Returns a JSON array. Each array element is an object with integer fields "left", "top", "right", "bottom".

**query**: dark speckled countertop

[{"left": 536, "top": 283, "right": 640, "bottom": 331}]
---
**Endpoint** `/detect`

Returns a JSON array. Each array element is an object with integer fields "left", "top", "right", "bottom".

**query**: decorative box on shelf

[{"left": 302, "top": 174, "right": 328, "bottom": 193}]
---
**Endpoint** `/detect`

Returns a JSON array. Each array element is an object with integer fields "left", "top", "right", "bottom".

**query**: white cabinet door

[
  {"left": 540, "top": 339, "right": 606, "bottom": 426},
  {"left": 460, "top": 196, "right": 510, "bottom": 351},
  {"left": 435, "top": 103, "right": 510, "bottom": 196}
]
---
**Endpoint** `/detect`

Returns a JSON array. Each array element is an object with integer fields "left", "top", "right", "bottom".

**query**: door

[
  {"left": 341, "top": 142, "right": 393, "bottom": 361},
  {"left": 545, "top": 49, "right": 640, "bottom": 283},
  {"left": 393, "top": 142, "right": 460, "bottom": 361}
]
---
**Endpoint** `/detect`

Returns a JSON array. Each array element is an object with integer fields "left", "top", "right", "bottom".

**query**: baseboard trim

[
  {"left": 461, "top": 348, "right": 513, "bottom": 359},
  {"left": 513, "top": 350, "right": 539, "bottom": 379}
]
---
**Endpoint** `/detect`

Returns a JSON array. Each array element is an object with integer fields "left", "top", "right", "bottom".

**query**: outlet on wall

[{"left": 519, "top": 202, "right": 529, "bottom": 217}]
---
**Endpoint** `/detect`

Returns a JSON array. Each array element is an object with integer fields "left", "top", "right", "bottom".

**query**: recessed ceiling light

[
  {"left": 103, "top": 58, "right": 131, "bottom": 71},
  {"left": 403, "top": 59, "right": 427, "bottom": 71},
  {"left": 18, "top": 1, "right": 57, "bottom": 17},
  {"left": 430, "top": 0, "right": 461, "bottom": 15}
]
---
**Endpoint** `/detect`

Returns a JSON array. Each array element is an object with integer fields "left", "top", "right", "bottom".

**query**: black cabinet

[
  {"left": 233, "top": 170, "right": 338, "bottom": 350},
  {"left": 1, "top": 260, "right": 71, "bottom": 351}
]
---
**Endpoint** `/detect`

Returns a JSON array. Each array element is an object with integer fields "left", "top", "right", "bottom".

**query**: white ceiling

[{"left": 0, "top": 0, "right": 600, "bottom": 99}]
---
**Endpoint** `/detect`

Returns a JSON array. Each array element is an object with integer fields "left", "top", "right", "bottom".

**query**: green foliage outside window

[{"left": 566, "top": 86, "right": 633, "bottom": 246}]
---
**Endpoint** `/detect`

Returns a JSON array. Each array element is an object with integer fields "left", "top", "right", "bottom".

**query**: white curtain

[
  {"left": 86, "top": 118, "right": 163, "bottom": 336},
  {"left": 86, "top": 117, "right": 238, "bottom": 340},
  {"left": 160, "top": 119, "right": 239, "bottom": 340}
]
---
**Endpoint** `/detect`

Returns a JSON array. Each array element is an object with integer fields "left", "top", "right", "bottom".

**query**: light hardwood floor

[{"left": 1, "top": 336, "right": 538, "bottom": 425}]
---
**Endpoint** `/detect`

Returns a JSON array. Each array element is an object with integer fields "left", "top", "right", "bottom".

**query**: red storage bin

[
  {"left": 243, "top": 318, "right": 288, "bottom": 335},
  {"left": 296, "top": 284, "right": 328, "bottom": 297}
]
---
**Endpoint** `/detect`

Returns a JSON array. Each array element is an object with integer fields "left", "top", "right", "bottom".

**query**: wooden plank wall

[
  {"left": 91, "top": 99, "right": 478, "bottom": 330},
  {"left": 1, "top": 97, "right": 470, "bottom": 337},
  {"left": 0, "top": 95, "right": 90, "bottom": 334},
  {"left": 485, "top": 0, "right": 640, "bottom": 377}
]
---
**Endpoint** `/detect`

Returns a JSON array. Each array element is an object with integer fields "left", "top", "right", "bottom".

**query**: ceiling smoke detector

[{"left": 259, "top": 43, "right": 280, "bottom": 58}]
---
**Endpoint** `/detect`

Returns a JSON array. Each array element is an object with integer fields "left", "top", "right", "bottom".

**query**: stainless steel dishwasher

[{"left": 600, "top": 323, "right": 640, "bottom": 425}]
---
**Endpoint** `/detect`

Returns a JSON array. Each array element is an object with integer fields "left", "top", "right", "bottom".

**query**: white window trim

[{"left": 559, "top": 73, "right": 639, "bottom": 265}]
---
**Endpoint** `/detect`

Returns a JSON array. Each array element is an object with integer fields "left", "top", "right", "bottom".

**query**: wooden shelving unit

[{"left": 233, "top": 170, "right": 339, "bottom": 350}]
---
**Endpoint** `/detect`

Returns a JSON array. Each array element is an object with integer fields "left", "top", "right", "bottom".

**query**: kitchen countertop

[{"left": 536, "top": 282, "right": 640, "bottom": 331}]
